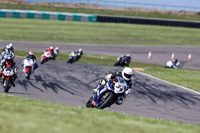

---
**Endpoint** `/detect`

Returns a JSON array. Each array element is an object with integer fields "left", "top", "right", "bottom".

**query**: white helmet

[
  {"left": 127, "top": 54, "right": 131, "bottom": 57},
  {"left": 29, "top": 51, "right": 34, "bottom": 55},
  {"left": 55, "top": 47, "right": 59, "bottom": 50},
  {"left": 50, "top": 46, "right": 53, "bottom": 50},
  {"left": 78, "top": 48, "right": 82, "bottom": 52},
  {"left": 122, "top": 67, "right": 133, "bottom": 81},
  {"left": 9, "top": 43, "right": 13, "bottom": 47},
  {"left": 6, "top": 45, "right": 11, "bottom": 49}
]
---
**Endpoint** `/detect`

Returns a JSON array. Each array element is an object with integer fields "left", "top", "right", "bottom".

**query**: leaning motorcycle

[
  {"left": 22, "top": 58, "right": 34, "bottom": 79},
  {"left": 114, "top": 56, "right": 129, "bottom": 67},
  {"left": 41, "top": 50, "right": 51, "bottom": 64},
  {"left": 1, "top": 67, "right": 14, "bottom": 93},
  {"left": 67, "top": 52, "right": 77, "bottom": 64},
  {"left": 86, "top": 76, "right": 127, "bottom": 109}
]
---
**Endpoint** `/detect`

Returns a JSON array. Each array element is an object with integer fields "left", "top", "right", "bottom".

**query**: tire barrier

[
  {"left": 0, "top": 9, "right": 97, "bottom": 22},
  {"left": 97, "top": 15, "right": 200, "bottom": 28}
]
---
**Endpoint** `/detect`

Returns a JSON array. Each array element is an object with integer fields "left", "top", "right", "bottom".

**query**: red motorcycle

[
  {"left": 41, "top": 50, "right": 52, "bottom": 64},
  {"left": 1, "top": 67, "right": 14, "bottom": 93}
]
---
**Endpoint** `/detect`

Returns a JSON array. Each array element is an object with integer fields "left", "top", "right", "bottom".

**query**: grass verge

[
  {"left": 15, "top": 50, "right": 200, "bottom": 93},
  {"left": 0, "top": 18, "right": 200, "bottom": 46},
  {"left": 1, "top": 3, "right": 200, "bottom": 21},
  {"left": 0, "top": 92, "right": 200, "bottom": 133}
]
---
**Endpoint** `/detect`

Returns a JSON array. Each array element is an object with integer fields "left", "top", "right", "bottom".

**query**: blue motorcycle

[{"left": 86, "top": 76, "right": 127, "bottom": 109}]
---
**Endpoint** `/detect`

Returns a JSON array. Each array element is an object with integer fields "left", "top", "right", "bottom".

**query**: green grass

[
  {"left": 15, "top": 50, "right": 200, "bottom": 93},
  {"left": 0, "top": 93, "right": 199, "bottom": 133},
  {"left": 1, "top": 18, "right": 200, "bottom": 46},
  {"left": 1, "top": 3, "right": 200, "bottom": 21}
]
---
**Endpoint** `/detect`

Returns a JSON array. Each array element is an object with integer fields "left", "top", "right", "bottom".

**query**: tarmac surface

[
  {"left": 1, "top": 40, "right": 200, "bottom": 70},
  {"left": 0, "top": 41, "right": 200, "bottom": 125}
]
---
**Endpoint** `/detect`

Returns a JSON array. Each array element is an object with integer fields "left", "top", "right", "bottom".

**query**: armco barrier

[
  {"left": 97, "top": 15, "right": 200, "bottom": 28},
  {"left": 0, "top": 9, "right": 97, "bottom": 22}
]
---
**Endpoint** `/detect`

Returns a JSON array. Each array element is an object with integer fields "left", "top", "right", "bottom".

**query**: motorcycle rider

[
  {"left": 165, "top": 58, "right": 181, "bottom": 69},
  {"left": 125, "top": 54, "right": 131, "bottom": 67},
  {"left": 76, "top": 48, "right": 83, "bottom": 61},
  {"left": 47, "top": 46, "right": 55, "bottom": 60},
  {"left": 1, "top": 43, "right": 15, "bottom": 60},
  {"left": 0, "top": 54, "right": 18, "bottom": 87},
  {"left": 23, "top": 51, "right": 38, "bottom": 71},
  {"left": 93, "top": 67, "right": 133, "bottom": 104},
  {"left": 67, "top": 50, "right": 77, "bottom": 63},
  {"left": 53, "top": 47, "right": 59, "bottom": 60}
]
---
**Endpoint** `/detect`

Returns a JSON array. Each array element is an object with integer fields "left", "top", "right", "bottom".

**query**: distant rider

[
  {"left": 165, "top": 58, "right": 181, "bottom": 69},
  {"left": 47, "top": 46, "right": 55, "bottom": 59},
  {"left": 76, "top": 48, "right": 83, "bottom": 61},
  {"left": 1, "top": 43, "right": 15, "bottom": 60},
  {"left": 93, "top": 67, "right": 133, "bottom": 104},
  {"left": 23, "top": 51, "right": 38, "bottom": 71},
  {"left": 53, "top": 47, "right": 59, "bottom": 60},
  {"left": 0, "top": 54, "right": 18, "bottom": 87}
]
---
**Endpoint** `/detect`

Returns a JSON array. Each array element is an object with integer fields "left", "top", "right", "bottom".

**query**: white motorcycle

[
  {"left": 41, "top": 50, "right": 52, "bottom": 64},
  {"left": 22, "top": 58, "right": 35, "bottom": 79}
]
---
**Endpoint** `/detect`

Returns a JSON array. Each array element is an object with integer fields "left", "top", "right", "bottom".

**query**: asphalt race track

[
  {"left": 0, "top": 57, "right": 200, "bottom": 125},
  {"left": 1, "top": 41, "right": 200, "bottom": 70}
]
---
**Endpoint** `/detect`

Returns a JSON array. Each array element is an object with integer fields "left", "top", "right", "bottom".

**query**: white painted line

[{"left": 135, "top": 70, "right": 200, "bottom": 95}]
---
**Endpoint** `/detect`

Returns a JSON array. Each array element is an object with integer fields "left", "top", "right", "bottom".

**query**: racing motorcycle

[
  {"left": 67, "top": 52, "right": 77, "bottom": 64},
  {"left": 1, "top": 67, "right": 14, "bottom": 93},
  {"left": 86, "top": 76, "right": 127, "bottom": 109},
  {"left": 22, "top": 58, "right": 34, "bottom": 79},
  {"left": 114, "top": 56, "right": 130, "bottom": 67},
  {"left": 41, "top": 50, "right": 51, "bottom": 64}
]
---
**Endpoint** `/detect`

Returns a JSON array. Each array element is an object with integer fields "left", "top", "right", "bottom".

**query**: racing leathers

[
  {"left": 0, "top": 59, "right": 18, "bottom": 87},
  {"left": 93, "top": 72, "right": 132, "bottom": 96},
  {"left": 24, "top": 54, "right": 38, "bottom": 70}
]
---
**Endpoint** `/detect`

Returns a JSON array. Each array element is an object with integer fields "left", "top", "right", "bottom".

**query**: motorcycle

[
  {"left": 41, "top": 50, "right": 52, "bottom": 64},
  {"left": 86, "top": 76, "right": 127, "bottom": 109},
  {"left": 114, "top": 56, "right": 130, "bottom": 67},
  {"left": 67, "top": 52, "right": 77, "bottom": 64},
  {"left": 22, "top": 58, "right": 34, "bottom": 79},
  {"left": 1, "top": 67, "right": 14, "bottom": 93}
]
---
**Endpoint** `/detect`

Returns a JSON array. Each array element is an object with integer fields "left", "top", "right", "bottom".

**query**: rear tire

[
  {"left": 86, "top": 96, "right": 94, "bottom": 108},
  {"left": 97, "top": 92, "right": 114, "bottom": 109}
]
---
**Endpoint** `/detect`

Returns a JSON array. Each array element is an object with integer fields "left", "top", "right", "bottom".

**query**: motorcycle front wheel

[
  {"left": 4, "top": 79, "right": 11, "bottom": 93},
  {"left": 97, "top": 92, "right": 114, "bottom": 109}
]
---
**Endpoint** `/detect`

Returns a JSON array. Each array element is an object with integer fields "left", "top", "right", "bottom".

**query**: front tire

[
  {"left": 26, "top": 69, "right": 31, "bottom": 79},
  {"left": 97, "top": 92, "right": 114, "bottom": 109},
  {"left": 4, "top": 79, "right": 11, "bottom": 93}
]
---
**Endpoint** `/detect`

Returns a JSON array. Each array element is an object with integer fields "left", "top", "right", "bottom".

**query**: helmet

[
  {"left": 29, "top": 51, "right": 34, "bottom": 55},
  {"left": 126, "top": 54, "right": 131, "bottom": 57},
  {"left": 50, "top": 46, "right": 53, "bottom": 50},
  {"left": 6, "top": 54, "right": 12, "bottom": 63},
  {"left": 9, "top": 43, "right": 13, "bottom": 48},
  {"left": 122, "top": 67, "right": 133, "bottom": 81},
  {"left": 6, "top": 45, "right": 11, "bottom": 50},
  {"left": 78, "top": 48, "right": 82, "bottom": 52},
  {"left": 55, "top": 47, "right": 59, "bottom": 50}
]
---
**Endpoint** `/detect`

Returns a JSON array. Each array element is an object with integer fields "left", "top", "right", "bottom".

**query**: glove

[
  {"left": 98, "top": 80, "right": 105, "bottom": 85},
  {"left": 125, "top": 89, "right": 131, "bottom": 95},
  {"left": 105, "top": 74, "right": 112, "bottom": 82}
]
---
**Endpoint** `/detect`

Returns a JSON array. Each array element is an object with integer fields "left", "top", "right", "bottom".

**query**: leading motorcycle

[
  {"left": 86, "top": 76, "right": 127, "bottom": 109},
  {"left": 1, "top": 67, "right": 14, "bottom": 93}
]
